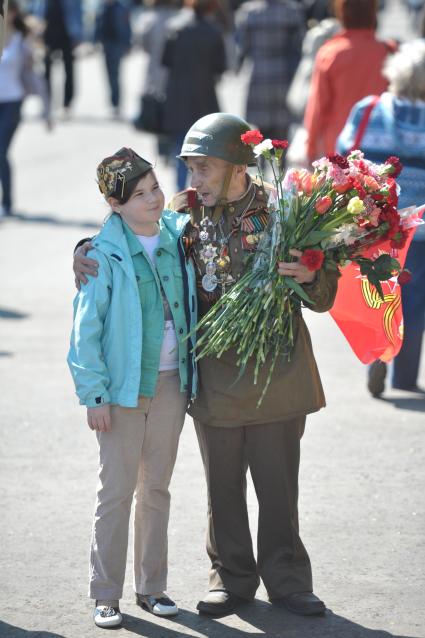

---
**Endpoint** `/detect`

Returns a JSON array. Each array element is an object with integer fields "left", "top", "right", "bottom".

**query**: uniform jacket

[
  {"left": 68, "top": 211, "right": 198, "bottom": 408},
  {"left": 170, "top": 177, "right": 339, "bottom": 427}
]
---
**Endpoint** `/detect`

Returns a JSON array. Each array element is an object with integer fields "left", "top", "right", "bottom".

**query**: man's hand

[
  {"left": 277, "top": 249, "right": 316, "bottom": 284},
  {"left": 74, "top": 242, "right": 98, "bottom": 289},
  {"left": 87, "top": 405, "right": 111, "bottom": 432}
]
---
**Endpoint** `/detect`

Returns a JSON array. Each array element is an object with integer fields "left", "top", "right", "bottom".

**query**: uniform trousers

[
  {"left": 194, "top": 416, "right": 313, "bottom": 599},
  {"left": 89, "top": 370, "right": 186, "bottom": 600}
]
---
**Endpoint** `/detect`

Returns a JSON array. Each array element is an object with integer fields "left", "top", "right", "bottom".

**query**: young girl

[{"left": 68, "top": 147, "right": 197, "bottom": 628}]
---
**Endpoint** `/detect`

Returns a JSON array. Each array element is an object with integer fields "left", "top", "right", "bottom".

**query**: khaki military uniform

[{"left": 170, "top": 176, "right": 339, "bottom": 599}]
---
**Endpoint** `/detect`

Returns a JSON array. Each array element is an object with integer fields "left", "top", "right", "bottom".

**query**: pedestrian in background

[
  {"left": 94, "top": 0, "right": 131, "bottom": 118},
  {"left": 30, "top": 0, "right": 83, "bottom": 115},
  {"left": 0, "top": 0, "right": 50, "bottom": 217},
  {"left": 133, "top": 0, "right": 182, "bottom": 159},
  {"left": 337, "top": 40, "right": 425, "bottom": 396},
  {"left": 235, "top": 0, "right": 304, "bottom": 144},
  {"left": 161, "top": 0, "right": 227, "bottom": 191},
  {"left": 286, "top": 2, "right": 339, "bottom": 123},
  {"left": 68, "top": 147, "right": 198, "bottom": 629},
  {"left": 304, "top": 0, "right": 395, "bottom": 162}
]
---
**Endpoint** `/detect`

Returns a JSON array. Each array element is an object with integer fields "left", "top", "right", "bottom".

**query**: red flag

[{"left": 330, "top": 208, "right": 424, "bottom": 364}]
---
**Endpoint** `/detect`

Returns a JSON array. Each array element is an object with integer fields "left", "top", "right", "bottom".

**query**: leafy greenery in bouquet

[{"left": 191, "top": 130, "right": 411, "bottom": 404}]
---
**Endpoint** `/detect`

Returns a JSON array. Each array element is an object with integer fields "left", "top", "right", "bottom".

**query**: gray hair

[{"left": 384, "top": 39, "right": 425, "bottom": 101}]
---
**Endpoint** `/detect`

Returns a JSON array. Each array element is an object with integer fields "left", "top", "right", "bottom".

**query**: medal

[
  {"left": 199, "top": 230, "right": 209, "bottom": 241},
  {"left": 205, "top": 261, "right": 217, "bottom": 276},
  {"left": 200, "top": 243, "right": 218, "bottom": 264},
  {"left": 202, "top": 273, "right": 218, "bottom": 292}
]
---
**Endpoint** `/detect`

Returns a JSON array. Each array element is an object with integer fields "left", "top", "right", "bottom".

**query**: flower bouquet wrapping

[{"left": 191, "top": 130, "right": 421, "bottom": 404}]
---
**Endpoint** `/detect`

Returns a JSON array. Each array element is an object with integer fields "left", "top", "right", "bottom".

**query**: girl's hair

[
  {"left": 8, "top": 0, "right": 30, "bottom": 37},
  {"left": 384, "top": 39, "right": 425, "bottom": 101},
  {"left": 334, "top": 0, "right": 378, "bottom": 30},
  {"left": 118, "top": 174, "right": 151, "bottom": 205}
]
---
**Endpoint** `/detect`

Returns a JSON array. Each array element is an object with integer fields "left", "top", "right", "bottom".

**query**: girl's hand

[
  {"left": 277, "top": 249, "right": 316, "bottom": 284},
  {"left": 87, "top": 405, "right": 111, "bottom": 432}
]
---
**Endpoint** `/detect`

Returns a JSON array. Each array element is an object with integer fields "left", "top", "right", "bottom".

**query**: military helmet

[{"left": 178, "top": 113, "right": 256, "bottom": 166}]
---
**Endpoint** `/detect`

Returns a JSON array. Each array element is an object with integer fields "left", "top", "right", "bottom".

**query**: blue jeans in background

[
  {"left": 103, "top": 42, "right": 127, "bottom": 109},
  {"left": 392, "top": 239, "right": 425, "bottom": 389},
  {"left": 0, "top": 100, "right": 22, "bottom": 213}
]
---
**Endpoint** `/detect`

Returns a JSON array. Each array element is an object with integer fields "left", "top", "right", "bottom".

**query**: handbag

[{"left": 133, "top": 93, "right": 164, "bottom": 134}]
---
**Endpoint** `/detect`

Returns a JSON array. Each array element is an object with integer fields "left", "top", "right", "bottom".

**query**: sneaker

[
  {"left": 93, "top": 602, "right": 122, "bottom": 628},
  {"left": 136, "top": 592, "right": 178, "bottom": 616},
  {"left": 368, "top": 360, "right": 387, "bottom": 397}
]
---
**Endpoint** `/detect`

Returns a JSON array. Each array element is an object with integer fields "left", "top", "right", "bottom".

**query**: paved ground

[{"left": 1, "top": 2, "right": 424, "bottom": 637}]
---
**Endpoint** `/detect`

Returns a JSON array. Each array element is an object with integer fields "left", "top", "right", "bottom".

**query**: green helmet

[{"left": 178, "top": 113, "right": 256, "bottom": 165}]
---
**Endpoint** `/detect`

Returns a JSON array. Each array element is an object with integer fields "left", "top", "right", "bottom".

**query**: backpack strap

[{"left": 350, "top": 95, "right": 380, "bottom": 152}]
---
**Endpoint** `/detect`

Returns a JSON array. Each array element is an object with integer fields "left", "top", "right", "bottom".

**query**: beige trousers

[{"left": 89, "top": 370, "right": 186, "bottom": 600}]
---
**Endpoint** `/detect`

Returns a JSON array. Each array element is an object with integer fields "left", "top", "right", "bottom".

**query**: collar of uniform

[{"left": 204, "top": 175, "right": 256, "bottom": 223}]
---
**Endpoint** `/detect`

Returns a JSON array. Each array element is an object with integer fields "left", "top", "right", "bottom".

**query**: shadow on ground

[
  {"left": 0, "top": 308, "right": 29, "bottom": 320},
  {"left": 0, "top": 622, "right": 66, "bottom": 638},
  {"left": 381, "top": 395, "right": 425, "bottom": 412},
  {"left": 2, "top": 211, "right": 99, "bottom": 230},
  {"left": 119, "top": 602, "right": 417, "bottom": 638}
]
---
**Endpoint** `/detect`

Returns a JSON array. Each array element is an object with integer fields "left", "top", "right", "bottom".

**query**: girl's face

[{"left": 114, "top": 170, "right": 165, "bottom": 232}]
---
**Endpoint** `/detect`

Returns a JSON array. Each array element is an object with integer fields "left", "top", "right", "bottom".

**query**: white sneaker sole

[{"left": 94, "top": 609, "right": 122, "bottom": 628}]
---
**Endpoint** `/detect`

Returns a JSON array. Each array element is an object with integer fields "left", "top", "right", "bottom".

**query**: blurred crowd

[{"left": 1, "top": 0, "right": 424, "bottom": 393}]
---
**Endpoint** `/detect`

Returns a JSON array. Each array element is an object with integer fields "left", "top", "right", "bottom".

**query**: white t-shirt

[{"left": 136, "top": 234, "right": 179, "bottom": 371}]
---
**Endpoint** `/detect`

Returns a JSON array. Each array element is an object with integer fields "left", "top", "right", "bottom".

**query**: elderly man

[{"left": 74, "top": 113, "right": 338, "bottom": 617}]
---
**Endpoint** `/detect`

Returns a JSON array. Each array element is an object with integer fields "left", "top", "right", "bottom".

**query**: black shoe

[
  {"left": 196, "top": 589, "right": 244, "bottom": 616},
  {"left": 272, "top": 591, "right": 326, "bottom": 616},
  {"left": 368, "top": 360, "right": 387, "bottom": 397}
]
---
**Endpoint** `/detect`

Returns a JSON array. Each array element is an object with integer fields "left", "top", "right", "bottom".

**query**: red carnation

[
  {"left": 352, "top": 179, "right": 366, "bottom": 199},
  {"left": 241, "top": 130, "right": 264, "bottom": 146},
  {"left": 328, "top": 153, "right": 349, "bottom": 170},
  {"left": 271, "top": 139, "right": 289, "bottom": 149},
  {"left": 387, "top": 178, "right": 399, "bottom": 206},
  {"left": 385, "top": 156, "right": 403, "bottom": 178},
  {"left": 187, "top": 188, "right": 199, "bottom": 208},
  {"left": 398, "top": 269, "right": 412, "bottom": 286},
  {"left": 300, "top": 248, "right": 324, "bottom": 272}
]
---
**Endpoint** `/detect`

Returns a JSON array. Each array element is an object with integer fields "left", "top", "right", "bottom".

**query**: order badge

[{"left": 202, "top": 274, "right": 218, "bottom": 292}]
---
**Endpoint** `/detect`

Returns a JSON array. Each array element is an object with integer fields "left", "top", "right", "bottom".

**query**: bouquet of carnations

[{"left": 192, "top": 130, "right": 419, "bottom": 404}]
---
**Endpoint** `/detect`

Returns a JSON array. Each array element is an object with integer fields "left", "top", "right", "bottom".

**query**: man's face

[{"left": 186, "top": 156, "right": 232, "bottom": 207}]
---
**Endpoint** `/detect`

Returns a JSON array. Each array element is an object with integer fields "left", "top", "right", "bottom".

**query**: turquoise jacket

[{"left": 68, "top": 211, "right": 198, "bottom": 408}]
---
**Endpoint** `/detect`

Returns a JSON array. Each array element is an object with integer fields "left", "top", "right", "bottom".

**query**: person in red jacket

[{"left": 304, "top": 0, "right": 395, "bottom": 162}]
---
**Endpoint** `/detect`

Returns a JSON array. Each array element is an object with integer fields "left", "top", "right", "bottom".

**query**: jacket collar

[{"left": 94, "top": 210, "right": 190, "bottom": 258}]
